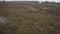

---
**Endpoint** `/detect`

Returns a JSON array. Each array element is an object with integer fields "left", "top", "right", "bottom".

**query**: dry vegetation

[{"left": 0, "top": 1, "right": 60, "bottom": 34}]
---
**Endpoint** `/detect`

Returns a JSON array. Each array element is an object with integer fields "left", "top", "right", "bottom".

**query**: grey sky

[{"left": 0, "top": 0, "right": 60, "bottom": 2}]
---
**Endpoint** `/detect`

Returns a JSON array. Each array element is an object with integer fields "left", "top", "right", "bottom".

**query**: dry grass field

[{"left": 0, "top": 1, "right": 60, "bottom": 34}]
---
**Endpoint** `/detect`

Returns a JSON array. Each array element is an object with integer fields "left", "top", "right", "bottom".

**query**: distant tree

[
  {"left": 57, "top": 2, "right": 60, "bottom": 4},
  {"left": 41, "top": 1, "right": 44, "bottom": 3},
  {"left": 2, "top": 0, "right": 5, "bottom": 7},
  {"left": 44, "top": 1, "right": 49, "bottom": 3},
  {"left": 3, "top": 0, "right": 5, "bottom": 4}
]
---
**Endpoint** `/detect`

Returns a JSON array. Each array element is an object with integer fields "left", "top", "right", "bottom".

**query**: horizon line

[{"left": 0, "top": 0, "right": 57, "bottom": 2}]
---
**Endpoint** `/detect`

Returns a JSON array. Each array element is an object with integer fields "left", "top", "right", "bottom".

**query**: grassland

[{"left": 0, "top": 1, "right": 60, "bottom": 34}]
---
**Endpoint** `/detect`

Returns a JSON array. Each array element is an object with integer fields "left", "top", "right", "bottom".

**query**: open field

[{"left": 0, "top": 1, "right": 60, "bottom": 34}]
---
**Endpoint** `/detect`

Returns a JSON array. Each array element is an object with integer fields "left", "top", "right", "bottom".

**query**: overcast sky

[{"left": 0, "top": 0, "right": 60, "bottom": 2}]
